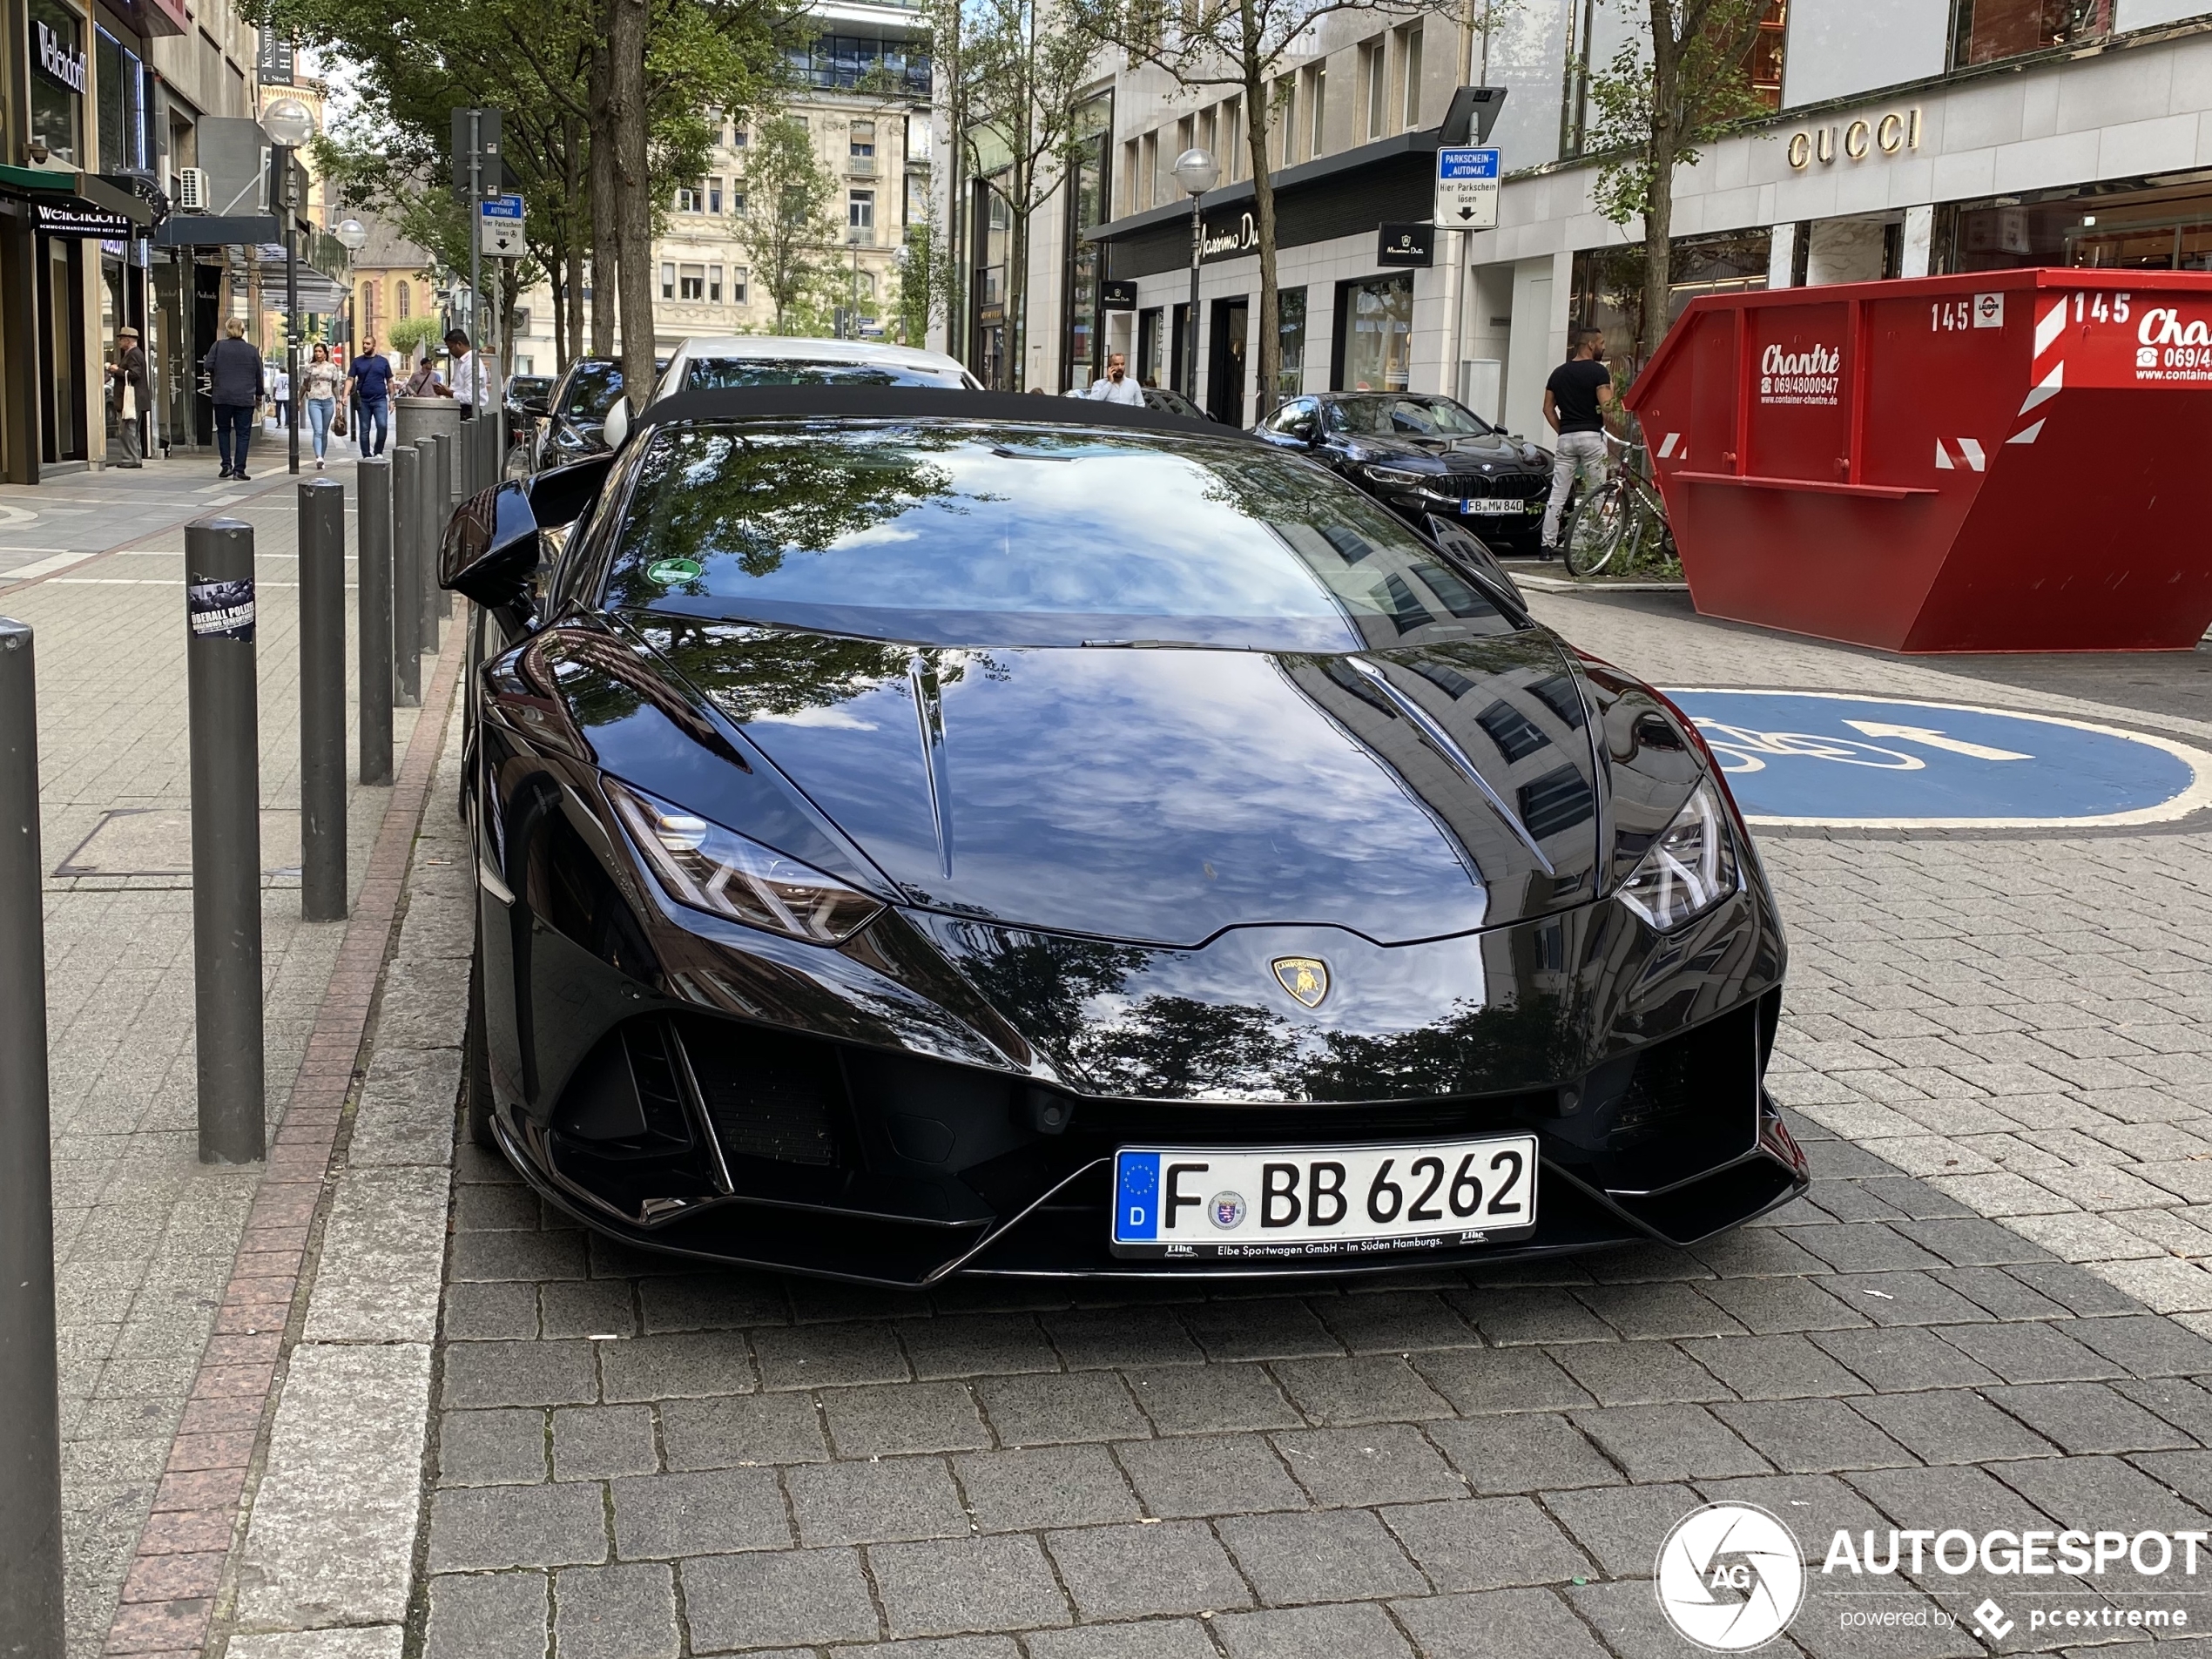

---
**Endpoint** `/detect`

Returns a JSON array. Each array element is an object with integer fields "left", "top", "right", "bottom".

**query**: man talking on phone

[{"left": 1085, "top": 352, "right": 1145, "bottom": 407}]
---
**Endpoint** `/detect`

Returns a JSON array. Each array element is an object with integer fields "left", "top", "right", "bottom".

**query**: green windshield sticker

[{"left": 644, "top": 557, "right": 704, "bottom": 586}]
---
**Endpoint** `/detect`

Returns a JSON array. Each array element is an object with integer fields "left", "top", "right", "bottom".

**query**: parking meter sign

[
  {"left": 1435, "top": 146, "right": 1501, "bottom": 230},
  {"left": 481, "top": 193, "right": 525, "bottom": 258}
]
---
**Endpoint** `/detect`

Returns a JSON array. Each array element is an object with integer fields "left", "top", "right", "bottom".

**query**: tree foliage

[
  {"left": 1585, "top": 0, "right": 1771, "bottom": 363},
  {"left": 1071, "top": 0, "right": 1447, "bottom": 416},
  {"left": 731, "top": 115, "right": 843, "bottom": 333},
  {"left": 274, "top": 0, "right": 792, "bottom": 375},
  {"left": 928, "top": 0, "right": 1096, "bottom": 388}
]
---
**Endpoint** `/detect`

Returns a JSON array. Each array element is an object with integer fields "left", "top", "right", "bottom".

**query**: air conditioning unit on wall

[{"left": 174, "top": 167, "right": 208, "bottom": 211}]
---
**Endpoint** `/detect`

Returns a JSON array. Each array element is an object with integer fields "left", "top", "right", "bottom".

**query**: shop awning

[{"left": 253, "top": 249, "right": 351, "bottom": 313}]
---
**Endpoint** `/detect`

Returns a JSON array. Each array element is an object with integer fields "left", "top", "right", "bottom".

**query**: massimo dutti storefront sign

[{"left": 1788, "top": 108, "right": 1921, "bottom": 168}]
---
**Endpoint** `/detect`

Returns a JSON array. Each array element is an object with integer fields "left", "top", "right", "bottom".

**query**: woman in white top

[{"left": 302, "top": 343, "right": 345, "bottom": 469}]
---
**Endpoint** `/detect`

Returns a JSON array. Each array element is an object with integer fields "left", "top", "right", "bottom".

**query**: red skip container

[{"left": 1624, "top": 268, "right": 2212, "bottom": 652}]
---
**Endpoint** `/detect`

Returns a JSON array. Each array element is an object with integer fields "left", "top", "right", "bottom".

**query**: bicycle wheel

[{"left": 1563, "top": 482, "right": 1629, "bottom": 577}]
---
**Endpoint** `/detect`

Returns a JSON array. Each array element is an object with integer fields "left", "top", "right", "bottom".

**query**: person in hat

[{"left": 109, "top": 326, "right": 149, "bottom": 469}]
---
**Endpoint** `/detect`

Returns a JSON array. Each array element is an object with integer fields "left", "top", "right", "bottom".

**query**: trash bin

[
  {"left": 1624, "top": 268, "right": 2212, "bottom": 651},
  {"left": 393, "top": 395, "right": 462, "bottom": 496}
]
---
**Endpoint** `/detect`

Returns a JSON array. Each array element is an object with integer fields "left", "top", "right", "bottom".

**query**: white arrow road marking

[{"left": 1842, "top": 719, "right": 2032, "bottom": 761}]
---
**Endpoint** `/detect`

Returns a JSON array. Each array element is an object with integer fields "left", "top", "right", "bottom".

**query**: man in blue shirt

[{"left": 348, "top": 335, "right": 395, "bottom": 456}]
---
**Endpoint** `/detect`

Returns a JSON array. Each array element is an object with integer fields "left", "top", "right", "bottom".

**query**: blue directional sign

[
  {"left": 481, "top": 193, "right": 524, "bottom": 219},
  {"left": 1662, "top": 690, "right": 2212, "bottom": 829},
  {"left": 1434, "top": 146, "right": 1501, "bottom": 228}
]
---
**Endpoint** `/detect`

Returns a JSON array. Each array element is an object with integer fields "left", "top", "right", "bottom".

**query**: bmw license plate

[
  {"left": 1460, "top": 498, "right": 1536, "bottom": 516},
  {"left": 1110, "top": 1136, "right": 1538, "bottom": 1261}
]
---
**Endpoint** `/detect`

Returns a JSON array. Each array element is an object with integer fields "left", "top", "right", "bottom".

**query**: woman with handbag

[{"left": 302, "top": 342, "right": 345, "bottom": 469}]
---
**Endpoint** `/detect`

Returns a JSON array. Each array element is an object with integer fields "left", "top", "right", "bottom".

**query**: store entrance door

[
  {"left": 38, "top": 235, "right": 86, "bottom": 464},
  {"left": 1208, "top": 296, "right": 1248, "bottom": 424}
]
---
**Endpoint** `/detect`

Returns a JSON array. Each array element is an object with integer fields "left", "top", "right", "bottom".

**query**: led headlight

[
  {"left": 1615, "top": 779, "right": 1741, "bottom": 932},
  {"left": 1363, "top": 463, "right": 1433, "bottom": 488},
  {"left": 605, "top": 779, "right": 882, "bottom": 943}
]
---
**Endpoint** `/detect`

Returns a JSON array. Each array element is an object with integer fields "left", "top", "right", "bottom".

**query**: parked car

[
  {"left": 1141, "top": 385, "right": 1212, "bottom": 421},
  {"left": 529, "top": 357, "right": 665, "bottom": 471},
  {"left": 439, "top": 385, "right": 1798, "bottom": 1285},
  {"left": 601, "top": 336, "right": 979, "bottom": 447},
  {"left": 1257, "top": 393, "right": 1554, "bottom": 554}
]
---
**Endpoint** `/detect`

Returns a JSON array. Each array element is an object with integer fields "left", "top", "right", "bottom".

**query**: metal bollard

[
  {"left": 357, "top": 457, "right": 394, "bottom": 784},
  {"left": 185, "top": 518, "right": 266, "bottom": 1164},
  {"left": 0, "top": 619, "right": 65, "bottom": 1659},
  {"left": 298, "top": 478, "right": 347, "bottom": 923},
  {"left": 392, "top": 446, "right": 421, "bottom": 708},
  {"left": 420, "top": 435, "right": 443, "bottom": 656}
]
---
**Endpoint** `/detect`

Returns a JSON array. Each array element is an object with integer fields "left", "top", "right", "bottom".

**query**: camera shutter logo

[{"left": 1655, "top": 1502, "right": 1804, "bottom": 1651}]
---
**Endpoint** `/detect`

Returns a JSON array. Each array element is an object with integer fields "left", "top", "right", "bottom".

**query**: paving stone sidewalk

[
  {"left": 185, "top": 577, "right": 2212, "bottom": 1658},
  {"left": 0, "top": 454, "right": 444, "bottom": 1659}
]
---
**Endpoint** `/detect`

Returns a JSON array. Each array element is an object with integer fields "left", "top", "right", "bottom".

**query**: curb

[{"left": 97, "top": 617, "right": 466, "bottom": 1659}]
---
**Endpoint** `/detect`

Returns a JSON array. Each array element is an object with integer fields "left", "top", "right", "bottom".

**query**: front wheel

[{"left": 1562, "top": 482, "right": 1629, "bottom": 577}]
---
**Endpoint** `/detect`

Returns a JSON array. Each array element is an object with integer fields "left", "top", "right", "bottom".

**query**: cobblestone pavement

[
  {"left": 372, "top": 596, "right": 2212, "bottom": 1658},
  {"left": 0, "top": 453, "right": 440, "bottom": 1658}
]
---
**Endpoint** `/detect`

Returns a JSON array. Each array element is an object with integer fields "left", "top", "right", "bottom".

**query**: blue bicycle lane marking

[{"left": 1659, "top": 690, "right": 2212, "bottom": 828}]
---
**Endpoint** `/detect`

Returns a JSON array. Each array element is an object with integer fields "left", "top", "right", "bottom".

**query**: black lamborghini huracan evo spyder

[{"left": 441, "top": 387, "right": 1804, "bottom": 1285}]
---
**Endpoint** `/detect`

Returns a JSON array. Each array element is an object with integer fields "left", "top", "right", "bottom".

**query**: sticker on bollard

[
  {"left": 187, "top": 579, "right": 255, "bottom": 640},
  {"left": 1663, "top": 690, "right": 2212, "bottom": 829}
]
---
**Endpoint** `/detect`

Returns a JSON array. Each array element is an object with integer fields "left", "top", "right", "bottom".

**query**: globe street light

[
  {"left": 261, "top": 98, "right": 316, "bottom": 474},
  {"left": 334, "top": 219, "right": 368, "bottom": 399},
  {"left": 1172, "top": 147, "right": 1217, "bottom": 409}
]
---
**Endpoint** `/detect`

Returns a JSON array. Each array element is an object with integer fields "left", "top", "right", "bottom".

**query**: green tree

[
  {"left": 930, "top": 0, "right": 1095, "bottom": 389},
  {"left": 733, "top": 116, "right": 842, "bottom": 333},
  {"left": 1586, "top": 0, "right": 1772, "bottom": 364},
  {"left": 1071, "top": 0, "right": 1457, "bottom": 417},
  {"left": 891, "top": 213, "right": 941, "bottom": 347}
]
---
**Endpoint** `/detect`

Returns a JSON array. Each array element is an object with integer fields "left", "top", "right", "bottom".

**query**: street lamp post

[
  {"left": 1171, "top": 147, "right": 1217, "bottom": 408},
  {"left": 261, "top": 98, "right": 314, "bottom": 476},
  {"left": 334, "top": 218, "right": 368, "bottom": 437}
]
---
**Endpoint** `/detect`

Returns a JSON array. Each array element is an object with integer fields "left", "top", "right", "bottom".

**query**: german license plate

[
  {"left": 1460, "top": 497, "right": 1526, "bottom": 516},
  {"left": 1110, "top": 1135, "right": 1539, "bottom": 1261}
]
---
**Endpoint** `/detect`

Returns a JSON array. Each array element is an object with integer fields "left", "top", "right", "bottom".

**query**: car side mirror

[
  {"left": 442, "top": 453, "right": 615, "bottom": 610},
  {"left": 520, "top": 396, "right": 550, "bottom": 418},
  {"left": 1286, "top": 421, "right": 1316, "bottom": 443}
]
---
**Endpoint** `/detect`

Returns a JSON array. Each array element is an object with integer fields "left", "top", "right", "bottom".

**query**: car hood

[
  {"left": 1342, "top": 429, "right": 1545, "bottom": 471},
  {"left": 627, "top": 621, "right": 1604, "bottom": 949}
]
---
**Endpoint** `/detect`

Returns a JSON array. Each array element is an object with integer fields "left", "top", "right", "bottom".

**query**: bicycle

[{"left": 1561, "top": 429, "right": 1676, "bottom": 578}]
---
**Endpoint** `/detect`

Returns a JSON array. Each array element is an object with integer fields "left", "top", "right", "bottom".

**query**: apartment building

[
  {"left": 988, "top": 0, "right": 2212, "bottom": 438},
  {"left": 505, "top": 0, "right": 933, "bottom": 374}
]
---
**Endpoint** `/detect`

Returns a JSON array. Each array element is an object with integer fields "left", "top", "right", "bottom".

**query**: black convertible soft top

[{"left": 631, "top": 384, "right": 1252, "bottom": 442}]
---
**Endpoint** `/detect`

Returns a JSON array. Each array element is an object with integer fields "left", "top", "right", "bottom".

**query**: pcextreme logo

[{"left": 1656, "top": 1503, "right": 1806, "bottom": 1651}]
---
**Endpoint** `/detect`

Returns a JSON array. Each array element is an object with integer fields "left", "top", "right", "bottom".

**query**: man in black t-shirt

[{"left": 1540, "top": 327, "right": 1618, "bottom": 555}]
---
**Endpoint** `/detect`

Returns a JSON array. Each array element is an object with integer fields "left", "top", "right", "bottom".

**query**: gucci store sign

[{"left": 1788, "top": 108, "right": 1920, "bottom": 169}]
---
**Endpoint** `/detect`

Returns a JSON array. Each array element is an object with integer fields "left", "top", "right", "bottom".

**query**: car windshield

[
  {"left": 1326, "top": 396, "right": 1493, "bottom": 437},
  {"left": 562, "top": 362, "right": 625, "bottom": 419},
  {"left": 602, "top": 420, "right": 1515, "bottom": 651},
  {"left": 682, "top": 358, "right": 971, "bottom": 391}
]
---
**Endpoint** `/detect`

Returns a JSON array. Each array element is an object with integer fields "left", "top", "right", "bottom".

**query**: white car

[{"left": 602, "top": 335, "right": 978, "bottom": 447}]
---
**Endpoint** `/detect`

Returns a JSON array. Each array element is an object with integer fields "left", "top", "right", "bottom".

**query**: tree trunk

[
  {"left": 550, "top": 262, "right": 568, "bottom": 376},
  {"left": 564, "top": 240, "right": 584, "bottom": 368},
  {"left": 587, "top": 40, "right": 618, "bottom": 360},
  {"left": 1245, "top": 31, "right": 1279, "bottom": 418},
  {"left": 1640, "top": 0, "right": 1680, "bottom": 369},
  {"left": 609, "top": 0, "right": 655, "bottom": 408},
  {"left": 563, "top": 117, "right": 584, "bottom": 369},
  {"left": 1006, "top": 186, "right": 1027, "bottom": 392}
]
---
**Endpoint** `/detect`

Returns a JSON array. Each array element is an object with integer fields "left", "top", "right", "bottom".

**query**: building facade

[
  {"left": 505, "top": 0, "right": 933, "bottom": 376},
  {"left": 988, "top": 0, "right": 2212, "bottom": 442}
]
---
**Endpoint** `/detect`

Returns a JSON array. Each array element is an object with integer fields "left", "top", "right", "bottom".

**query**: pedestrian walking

[
  {"left": 349, "top": 334, "right": 393, "bottom": 456},
  {"left": 108, "top": 327, "right": 148, "bottom": 469},
  {"left": 301, "top": 342, "right": 343, "bottom": 470},
  {"left": 1540, "top": 326, "right": 1617, "bottom": 558},
  {"left": 401, "top": 347, "right": 446, "bottom": 397},
  {"left": 202, "top": 319, "right": 263, "bottom": 481},
  {"left": 1084, "top": 352, "right": 1144, "bottom": 407},
  {"left": 270, "top": 363, "right": 292, "bottom": 430}
]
